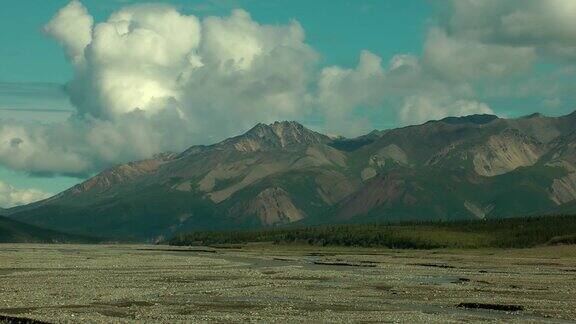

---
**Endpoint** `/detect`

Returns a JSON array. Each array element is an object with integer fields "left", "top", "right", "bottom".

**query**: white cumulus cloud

[
  {"left": 445, "top": 0, "right": 576, "bottom": 61},
  {"left": 43, "top": 0, "right": 93, "bottom": 65},
  {"left": 0, "top": 2, "right": 318, "bottom": 176},
  {"left": 423, "top": 28, "right": 536, "bottom": 81},
  {"left": 399, "top": 96, "right": 493, "bottom": 126},
  {"left": 317, "top": 51, "right": 385, "bottom": 135},
  {"left": 0, "top": 180, "right": 52, "bottom": 208}
]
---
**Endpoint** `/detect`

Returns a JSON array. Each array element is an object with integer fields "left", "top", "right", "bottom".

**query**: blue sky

[
  {"left": 0, "top": 0, "right": 431, "bottom": 83},
  {"left": 1, "top": 0, "right": 576, "bottom": 206}
]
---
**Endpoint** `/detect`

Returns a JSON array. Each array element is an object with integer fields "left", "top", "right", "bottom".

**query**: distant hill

[
  {"left": 0, "top": 215, "right": 96, "bottom": 243},
  {"left": 6, "top": 112, "right": 576, "bottom": 241}
]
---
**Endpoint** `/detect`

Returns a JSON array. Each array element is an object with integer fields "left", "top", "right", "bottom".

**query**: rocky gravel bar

[{"left": 0, "top": 243, "right": 575, "bottom": 323}]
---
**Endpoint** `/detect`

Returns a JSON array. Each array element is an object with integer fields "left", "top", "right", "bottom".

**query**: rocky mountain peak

[
  {"left": 230, "top": 120, "right": 330, "bottom": 152},
  {"left": 248, "top": 120, "right": 308, "bottom": 136}
]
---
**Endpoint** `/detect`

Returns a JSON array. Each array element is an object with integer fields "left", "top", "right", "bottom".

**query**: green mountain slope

[{"left": 0, "top": 215, "right": 97, "bottom": 243}]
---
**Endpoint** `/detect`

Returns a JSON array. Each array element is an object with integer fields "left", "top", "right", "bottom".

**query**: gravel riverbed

[{"left": 0, "top": 243, "right": 575, "bottom": 323}]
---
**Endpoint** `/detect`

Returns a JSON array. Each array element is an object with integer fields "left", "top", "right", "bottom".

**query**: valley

[{"left": 0, "top": 244, "right": 575, "bottom": 323}]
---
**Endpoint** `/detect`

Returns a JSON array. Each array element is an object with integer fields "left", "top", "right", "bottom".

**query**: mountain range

[{"left": 5, "top": 112, "right": 576, "bottom": 241}]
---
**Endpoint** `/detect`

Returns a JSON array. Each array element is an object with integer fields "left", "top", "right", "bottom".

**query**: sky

[{"left": 1, "top": 0, "right": 576, "bottom": 207}]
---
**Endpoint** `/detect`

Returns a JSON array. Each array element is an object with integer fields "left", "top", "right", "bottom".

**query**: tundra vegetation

[{"left": 169, "top": 214, "right": 576, "bottom": 249}]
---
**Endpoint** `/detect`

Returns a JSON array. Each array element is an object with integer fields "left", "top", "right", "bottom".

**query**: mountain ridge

[{"left": 7, "top": 112, "right": 576, "bottom": 241}]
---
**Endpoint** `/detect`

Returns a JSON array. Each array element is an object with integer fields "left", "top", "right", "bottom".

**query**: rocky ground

[{"left": 0, "top": 243, "right": 575, "bottom": 323}]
